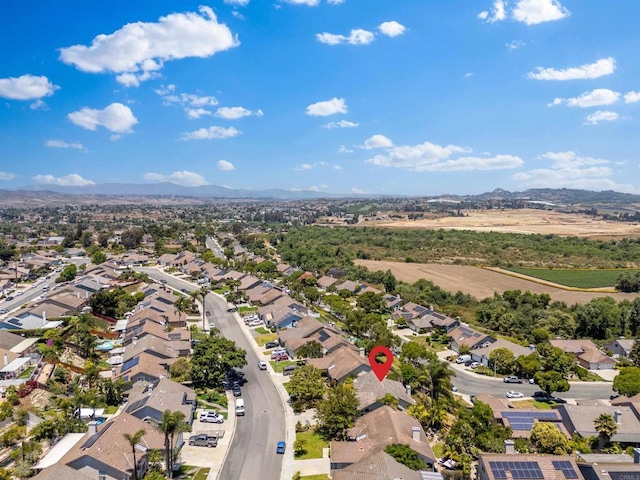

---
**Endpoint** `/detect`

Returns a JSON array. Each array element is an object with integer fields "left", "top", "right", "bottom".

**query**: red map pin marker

[{"left": 368, "top": 345, "right": 393, "bottom": 382}]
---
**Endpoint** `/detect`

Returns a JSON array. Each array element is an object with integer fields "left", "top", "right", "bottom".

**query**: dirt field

[
  {"left": 369, "top": 208, "right": 640, "bottom": 238},
  {"left": 355, "top": 259, "right": 640, "bottom": 304}
]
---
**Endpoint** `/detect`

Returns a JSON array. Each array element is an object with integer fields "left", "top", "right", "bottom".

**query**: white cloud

[
  {"left": 215, "top": 106, "right": 263, "bottom": 119},
  {"left": 351, "top": 187, "right": 367, "bottom": 194},
  {"left": 323, "top": 120, "right": 359, "bottom": 129},
  {"left": 364, "top": 137, "right": 523, "bottom": 172},
  {"left": 217, "top": 160, "right": 236, "bottom": 171},
  {"left": 0, "top": 172, "right": 15, "bottom": 181},
  {"left": 33, "top": 173, "right": 95, "bottom": 186},
  {"left": 584, "top": 111, "right": 621, "bottom": 125},
  {"left": 361, "top": 135, "right": 394, "bottom": 149},
  {"left": 624, "top": 91, "right": 640, "bottom": 104},
  {"left": 296, "top": 163, "right": 313, "bottom": 171},
  {"left": 512, "top": 0, "right": 570, "bottom": 25},
  {"left": 327, "top": 0, "right": 345, "bottom": 4},
  {"left": 68, "top": 103, "right": 138, "bottom": 133},
  {"left": 180, "top": 126, "right": 241, "bottom": 140},
  {"left": 59, "top": 6, "right": 239, "bottom": 87},
  {"left": 464, "top": 72, "right": 474, "bottom": 78},
  {"left": 378, "top": 21, "right": 406, "bottom": 37},
  {"left": 281, "top": 0, "right": 320, "bottom": 5},
  {"left": 156, "top": 85, "right": 220, "bottom": 119},
  {"left": 30, "top": 99, "right": 47, "bottom": 110},
  {"left": 550, "top": 89, "right": 620, "bottom": 108},
  {"left": 513, "top": 151, "right": 636, "bottom": 192},
  {"left": 316, "top": 29, "right": 375, "bottom": 46},
  {"left": 0, "top": 74, "right": 59, "bottom": 100},
  {"left": 478, "top": 0, "right": 507, "bottom": 23},
  {"left": 334, "top": 165, "right": 343, "bottom": 170},
  {"left": 45, "top": 139, "right": 86, "bottom": 151},
  {"left": 306, "top": 98, "right": 347, "bottom": 116},
  {"left": 527, "top": 57, "right": 616, "bottom": 81},
  {"left": 294, "top": 161, "right": 331, "bottom": 171},
  {"left": 506, "top": 40, "right": 525, "bottom": 51},
  {"left": 338, "top": 145, "right": 353, "bottom": 154},
  {"left": 224, "top": 0, "right": 249, "bottom": 5},
  {"left": 143, "top": 170, "right": 208, "bottom": 186}
]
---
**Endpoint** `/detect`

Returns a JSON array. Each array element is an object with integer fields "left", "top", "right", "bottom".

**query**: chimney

[
  {"left": 3, "top": 355, "right": 7, "bottom": 366},
  {"left": 634, "top": 447, "right": 640, "bottom": 464},
  {"left": 504, "top": 440, "right": 515, "bottom": 455},
  {"left": 42, "top": 311, "right": 46, "bottom": 322},
  {"left": 359, "top": 347, "right": 365, "bottom": 358},
  {"left": 411, "top": 426, "right": 421, "bottom": 442},
  {"left": 405, "top": 385, "right": 412, "bottom": 397},
  {"left": 614, "top": 409, "right": 622, "bottom": 424},
  {"left": 87, "top": 421, "right": 99, "bottom": 436},
  {"left": 429, "top": 305, "right": 434, "bottom": 312}
]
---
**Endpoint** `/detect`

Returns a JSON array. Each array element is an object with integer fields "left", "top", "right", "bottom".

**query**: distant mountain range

[{"left": 1, "top": 183, "right": 639, "bottom": 206}]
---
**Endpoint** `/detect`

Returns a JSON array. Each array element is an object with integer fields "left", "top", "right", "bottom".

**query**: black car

[
  {"left": 265, "top": 341, "right": 280, "bottom": 349},
  {"left": 232, "top": 386, "right": 242, "bottom": 397}
]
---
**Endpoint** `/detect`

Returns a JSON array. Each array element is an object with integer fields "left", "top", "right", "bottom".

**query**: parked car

[
  {"left": 4, "top": 296, "right": 13, "bottom": 302},
  {"left": 189, "top": 433, "right": 218, "bottom": 447},
  {"left": 532, "top": 391, "right": 550, "bottom": 399},
  {"left": 248, "top": 320, "right": 264, "bottom": 327},
  {"left": 282, "top": 365, "right": 297, "bottom": 376},
  {"left": 276, "top": 441, "right": 286, "bottom": 454},
  {"left": 264, "top": 341, "right": 280, "bottom": 349},
  {"left": 233, "top": 386, "right": 242, "bottom": 397},
  {"left": 503, "top": 376, "right": 523, "bottom": 384},
  {"left": 470, "top": 362, "right": 481, "bottom": 369},
  {"left": 0, "top": 309, "right": 7, "bottom": 315},
  {"left": 456, "top": 354, "right": 471, "bottom": 364},
  {"left": 272, "top": 354, "right": 289, "bottom": 361},
  {"left": 506, "top": 391, "right": 524, "bottom": 398},
  {"left": 199, "top": 411, "right": 224, "bottom": 424},
  {"left": 258, "top": 361, "right": 268, "bottom": 370},
  {"left": 528, "top": 378, "right": 536, "bottom": 384}
]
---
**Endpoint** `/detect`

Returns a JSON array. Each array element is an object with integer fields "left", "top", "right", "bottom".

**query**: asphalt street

[
  {"left": 451, "top": 365, "right": 615, "bottom": 400},
  {"left": 138, "top": 268, "right": 286, "bottom": 480},
  {"left": 205, "top": 237, "right": 226, "bottom": 260}
]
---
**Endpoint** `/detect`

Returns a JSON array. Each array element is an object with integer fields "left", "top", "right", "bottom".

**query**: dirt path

[{"left": 355, "top": 259, "right": 640, "bottom": 304}]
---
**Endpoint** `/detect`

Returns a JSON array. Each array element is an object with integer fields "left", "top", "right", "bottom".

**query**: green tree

[
  {"left": 629, "top": 337, "right": 640, "bottom": 367},
  {"left": 613, "top": 366, "right": 640, "bottom": 397},
  {"left": 190, "top": 330, "right": 247, "bottom": 388},
  {"left": 356, "top": 292, "right": 384, "bottom": 313},
  {"left": 296, "top": 341, "right": 324, "bottom": 359},
  {"left": 169, "top": 357, "right": 192, "bottom": 383},
  {"left": 384, "top": 444, "right": 429, "bottom": 470},
  {"left": 91, "top": 250, "right": 107, "bottom": 264},
  {"left": 159, "top": 410, "right": 189, "bottom": 479},
  {"left": 315, "top": 383, "right": 359, "bottom": 440},
  {"left": 594, "top": 413, "right": 617, "bottom": 451},
  {"left": 56, "top": 263, "right": 77, "bottom": 283},
  {"left": 489, "top": 347, "right": 516, "bottom": 375},
  {"left": 303, "top": 286, "right": 321, "bottom": 304},
  {"left": 382, "top": 270, "right": 397, "bottom": 293},
  {"left": 515, "top": 352, "right": 541, "bottom": 380},
  {"left": 123, "top": 429, "right": 146, "bottom": 480},
  {"left": 534, "top": 371, "right": 570, "bottom": 397},
  {"left": 80, "top": 231, "right": 93, "bottom": 247},
  {"left": 529, "top": 421, "right": 569, "bottom": 454},
  {"left": 121, "top": 229, "right": 144, "bottom": 249},
  {"left": 288, "top": 365, "right": 326, "bottom": 411},
  {"left": 401, "top": 341, "right": 429, "bottom": 363}
]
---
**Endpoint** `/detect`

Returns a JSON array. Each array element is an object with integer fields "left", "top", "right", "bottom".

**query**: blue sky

[{"left": 1, "top": 0, "right": 639, "bottom": 196}]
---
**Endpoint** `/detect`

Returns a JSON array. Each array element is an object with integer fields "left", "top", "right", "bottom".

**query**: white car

[
  {"left": 506, "top": 391, "right": 524, "bottom": 398},
  {"left": 199, "top": 411, "right": 224, "bottom": 423}
]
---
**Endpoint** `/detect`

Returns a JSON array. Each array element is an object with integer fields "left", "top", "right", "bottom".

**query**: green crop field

[{"left": 506, "top": 267, "right": 640, "bottom": 288}]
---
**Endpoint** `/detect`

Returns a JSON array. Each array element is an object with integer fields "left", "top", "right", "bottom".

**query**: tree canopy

[{"left": 190, "top": 330, "right": 247, "bottom": 388}]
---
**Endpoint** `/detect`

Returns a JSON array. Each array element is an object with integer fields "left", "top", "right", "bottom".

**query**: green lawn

[
  {"left": 506, "top": 267, "right": 640, "bottom": 288},
  {"left": 270, "top": 360, "right": 298, "bottom": 373},
  {"left": 432, "top": 442, "right": 444, "bottom": 459},
  {"left": 295, "top": 430, "right": 329, "bottom": 460},
  {"left": 18, "top": 367, "right": 35, "bottom": 379},
  {"left": 256, "top": 334, "right": 278, "bottom": 346},
  {"left": 193, "top": 468, "right": 210, "bottom": 480},
  {"left": 301, "top": 475, "right": 329, "bottom": 480},
  {"left": 238, "top": 306, "right": 258, "bottom": 313},
  {"left": 255, "top": 327, "right": 271, "bottom": 335},
  {"left": 104, "top": 405, "right": 118, "bottom": 414}
]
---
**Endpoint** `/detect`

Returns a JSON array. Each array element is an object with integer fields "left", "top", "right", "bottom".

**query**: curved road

[
  {"left": 138, "top": 268, "right": 285, "bottom": 480},
  {"left": 451, "top": 365, "right": 615, "bottom": 400}
]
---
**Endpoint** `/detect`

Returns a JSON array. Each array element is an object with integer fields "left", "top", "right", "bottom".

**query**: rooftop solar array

[
  {"left": 552, "top": 460, "right": 579, "bottom": 479},
  {"left": 318, "top": 330, "right": 330, "bottom": 342},
  {"left": 502, "top": 411, "right": 558, "bottom": 430},
  {"left": 120, "top": 356, "right": 140, "bottom": 373},
  {"left": 489, "top": 461, "right": 544, "bottom": 479}
]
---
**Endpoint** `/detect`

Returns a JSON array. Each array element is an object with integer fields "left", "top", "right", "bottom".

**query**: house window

[{"left": 98, "top": 471, "right": 106, "bottom": 480}]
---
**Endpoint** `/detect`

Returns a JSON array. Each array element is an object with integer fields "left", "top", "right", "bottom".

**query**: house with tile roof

[
  {"left": 32, "top": 464, "right": 94, "bottom": 480},
  {"left": 555, "top": 404, "right": 640, "bottom": 444},
  {"left": 447, "top": 324, "right": 495, "bottom": 353},
  {"left": 470, "top": 339, "right": 534, "bottom": 367},
  {"left": 60, "top": 413, "right": 166, "bottom": 480},
  {"left": 550, "top": 339, "right": 617, "bottom": 370},
  {"left": 307, "top": 344, "right": 370, "bottom": 383},
  {"left": 317, "top": 275, "right": 339, "bottom": 290},
  {"left": 352, "top": 371, "right": 415, "bottom": 412},
  {"left": 606, "top": 338, "right": 637, "bottom": 359},
  {"left": 330, "top": 406, "right": 436, "bottom": 471},
  {"left": 478, "top": 453, "right": 585, "bottom": 480},
  {"left": 125, "top": 378, "right": 195, "bottom": 431},
  {"left": 332, "top": 450, "right": 434, "bottom": 480}
]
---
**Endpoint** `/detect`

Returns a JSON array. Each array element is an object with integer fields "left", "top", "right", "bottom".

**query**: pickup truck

[
  {"left": 503, "top": 376, "right": 523, "bottom": 384},
  {"left": 189, "top": 433, "right": 219, "bottom": 447}
]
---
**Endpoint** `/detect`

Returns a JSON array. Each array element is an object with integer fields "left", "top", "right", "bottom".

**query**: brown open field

[
  {"left": 355, "top": 259, "right": 640, "bottom": 304},
  {"left": 369, "top": 208, "right": 640, "bottom": 238}
]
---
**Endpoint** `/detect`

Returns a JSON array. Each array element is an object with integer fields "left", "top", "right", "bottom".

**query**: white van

[
  {"left": 456, "top": 354, "right": 471, "bottom": 364},
  {"left": 235, "top": 398, "right": 245, "bottom": 416}
]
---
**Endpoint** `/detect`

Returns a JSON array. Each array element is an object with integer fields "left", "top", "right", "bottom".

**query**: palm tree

[
  {"left": 189, "top": 286, "right": 210, "bottom": 331},
  {"left": 594, "top": 413, "right": 617, "bottom": 451},
  {"left": 173, "top": 295, "right": 189, "bottom": 322},
  {"left": 428, "top": 360, "right": 455, "bottom": 401},
  {"left": 123, "top": 429, "right": 146, "bottom": 480},
  {"left": 159, "top": 410, "right": 188, "bottom": 478}
]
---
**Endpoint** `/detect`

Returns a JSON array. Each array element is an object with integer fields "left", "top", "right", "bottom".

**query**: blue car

[{"left": 276, "top": 441, "right": 286, "bottom": 454}]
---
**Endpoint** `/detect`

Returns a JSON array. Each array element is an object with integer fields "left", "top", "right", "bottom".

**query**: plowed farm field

[{"left": 355, "top": 260, "right": 640, "bottom": 304}]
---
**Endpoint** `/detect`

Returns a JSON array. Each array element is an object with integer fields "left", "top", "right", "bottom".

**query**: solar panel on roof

[
  {"left": 317, "top": 330, "right": 330, "bottom": 342},
  {"left": 121, "top": 356, "right": 140, "bottom": 373},
  {"left": 489, "top": 461, "right": 544, "bottom": 480},
  {"left": 7, "top": 318, "right": 22, "bottom": 325},
  {"left": 552, "top": 460, "right": 579, "bottom": 479}
]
